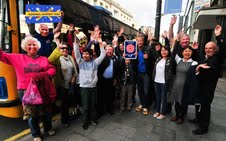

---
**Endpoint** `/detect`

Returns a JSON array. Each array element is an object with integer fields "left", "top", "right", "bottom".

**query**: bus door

[{"left": 0, "top": 0, "right": 23, "bottom": 118}]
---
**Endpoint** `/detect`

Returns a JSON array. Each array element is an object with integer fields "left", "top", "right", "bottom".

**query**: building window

[
  {"left": 93, "top": 0, "right": 97, "bottom": 5},
  {"left": 100, "top": 2, "right": 103, "bottom": 6},
  {"left": 114, "top": 10, "right": 118, "bottom": 18}
]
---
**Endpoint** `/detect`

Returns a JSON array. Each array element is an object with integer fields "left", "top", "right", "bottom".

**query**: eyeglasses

[{"left": 60, "top": 47, "right": 69, "bottom": 50}]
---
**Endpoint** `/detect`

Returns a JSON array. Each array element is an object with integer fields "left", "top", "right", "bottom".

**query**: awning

[{"left": 193, "top": 7, "right": 226, "bottom": 29}]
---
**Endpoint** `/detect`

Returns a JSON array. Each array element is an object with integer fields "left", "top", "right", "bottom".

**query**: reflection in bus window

[{"left": 0, "top": 0, "right": 10, "bottom": 53}]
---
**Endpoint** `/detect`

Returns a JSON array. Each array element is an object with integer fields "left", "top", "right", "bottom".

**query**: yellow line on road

[
  {"left": 4, "top": 129, "right": 31, "bottom": 141},
  {"left": 4, "top": 114, "right": 60, "bottom": 141}
]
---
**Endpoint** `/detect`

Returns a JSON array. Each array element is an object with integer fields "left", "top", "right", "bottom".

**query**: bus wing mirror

[{"left": 7, "top": 25, "right": 16, "bottom": 32}]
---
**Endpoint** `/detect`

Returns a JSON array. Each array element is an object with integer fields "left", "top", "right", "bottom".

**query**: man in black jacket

[
  {"left": 192, "top": 25, "right": 226, "bottom": 135},
  {"left": 97, "top": 45, "right": 120, "bottom": 116}
]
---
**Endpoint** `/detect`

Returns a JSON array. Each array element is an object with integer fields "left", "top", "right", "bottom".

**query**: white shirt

[
  {"left": 175, "top": 54, "right": 198, "bottom": 66},
  {"left": 60, "top": 56, "right": 74, "bottom": 89},
  {"left": 154, "top": 58, "right": 166, "bottom": 83}
]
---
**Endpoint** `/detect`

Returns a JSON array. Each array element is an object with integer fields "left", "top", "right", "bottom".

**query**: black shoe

[
  {"left": 170, "top": 116, "right": 178, "bottom": 122},
  {"left": 46, "top": 129, "right": 56, "bottom": 136},
  {"left": 82, "top": 123, "right": 89, "bottom": 130},
  {"left": 62, "top": 123, "right": 70, "bottom": 127},
  {"left": 91, "top": 120, "right": 98, "bottom": 125},
  {"left": 108, "top": 110, "right": 114, "bottom": 115},
  {"left": 127, "top": 107, "right": 132, "bottom": 112},
  {"left": 189, "top": 118, "right": 199, "bottom": 124},
  {"left": 120, "top": 107, "right": 125, "bottom": 112},
  {"left": 192, "top": 128, "right": 208, "bottom": 135},
  {"left": 176, "top": 119, "right": 184, "bottom": 125},
  {"left": 77, "top": 109, "right": 82, "bottom": 117}
]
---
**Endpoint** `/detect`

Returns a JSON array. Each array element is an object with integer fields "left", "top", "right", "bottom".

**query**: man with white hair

[{"left": 34, "top": 12, "right": 64, "bottom": 57}]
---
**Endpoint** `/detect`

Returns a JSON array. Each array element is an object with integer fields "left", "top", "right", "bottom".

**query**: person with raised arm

[
  {"left": 34, "top": 11, "right": 64, "bottom": 57},
  {"left": 192, "top": 25, "right": 226, "bottom": 135},
  {"left": 0, "top": 36, "right": 56, "bottom": 141},
  {"left": 73, "top": 35, "right": 106, "bottom": 130}
]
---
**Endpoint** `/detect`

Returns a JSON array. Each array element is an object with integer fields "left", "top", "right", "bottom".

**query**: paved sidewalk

[{"left": 17, "top": 80, "right": 226, "bottom": 141}]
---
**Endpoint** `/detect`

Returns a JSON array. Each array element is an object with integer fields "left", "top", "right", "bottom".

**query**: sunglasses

[{"left": 60, "top": 47, "right": 69, "bottom": 50}]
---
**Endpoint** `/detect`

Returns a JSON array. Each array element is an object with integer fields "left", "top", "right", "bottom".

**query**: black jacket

[
  {"left": 98, "top": 55, "right": 120, "bottom": 80},
  {"left": 182, "top": 65, "right": 200, "bottom": 105},
  {"left": 197, "top": 35, "right": 226, "bottom": 104},
  {"left": 119, "top": 60, "right": 136, "bottom": 85}
]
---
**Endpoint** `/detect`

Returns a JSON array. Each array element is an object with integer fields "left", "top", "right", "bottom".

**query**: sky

[{"left": 118, "top": 0, "right": 188, "bottom": 34}]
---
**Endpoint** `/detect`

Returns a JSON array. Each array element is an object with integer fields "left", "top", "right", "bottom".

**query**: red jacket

[{"left": 33, "top": 73, "right": 57, "bottom": 105}]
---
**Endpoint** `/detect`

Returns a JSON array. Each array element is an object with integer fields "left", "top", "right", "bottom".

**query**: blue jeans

[
  {"left": 18, "top": 90, "right": 52, "bottom": 137},
  {"left": 137, "top": 73, "right": 150, "bottom": 108},
  {"left": 154, "top": 82, "right": 168, "bottom": 115}
]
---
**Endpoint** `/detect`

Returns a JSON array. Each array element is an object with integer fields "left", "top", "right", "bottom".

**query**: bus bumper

[{"left": 0, "top": 99, "right": 23, "bottom": 118}]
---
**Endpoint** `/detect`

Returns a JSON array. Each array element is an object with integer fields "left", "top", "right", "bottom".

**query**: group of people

[{"left": 0, "top": 12, "right": 225, "bottom": 141}]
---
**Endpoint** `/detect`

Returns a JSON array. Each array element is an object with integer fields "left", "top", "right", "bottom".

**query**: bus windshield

[{"left": 0, "top": 0, "right": 11, "bottom": 53}]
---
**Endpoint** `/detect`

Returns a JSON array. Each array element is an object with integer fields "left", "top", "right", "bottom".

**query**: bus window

[{"left": 0, "top": 0, "right": 11, "bottom": 53}]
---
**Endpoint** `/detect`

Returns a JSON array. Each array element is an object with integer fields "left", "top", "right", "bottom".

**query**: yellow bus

[{"left": 0, "top": 0, "right": 23, "bottom": 118}]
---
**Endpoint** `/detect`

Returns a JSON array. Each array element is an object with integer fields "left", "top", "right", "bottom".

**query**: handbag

[{"left": 22, "top": 79, "right": 43, "bottom": 105}]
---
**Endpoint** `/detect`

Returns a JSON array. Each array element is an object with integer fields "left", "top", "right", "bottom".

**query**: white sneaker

[
  {"left": 34, "top": 137, "right": 42, "bottom": 141},
  {"left": 156, "top": 114, "right": 166, "bottom": 119},
  {"left": 153, "top": 112, "right": 160, "bottom": 118},
  {"left": 135, "top": 105, "right": 143, "bottom": 112}
]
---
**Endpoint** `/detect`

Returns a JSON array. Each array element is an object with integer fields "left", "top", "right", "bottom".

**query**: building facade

[
  {"left": 183, "top": 0, "right": 226, "bottom": 75},
  {"left": 183, "top": 0, "right": 226, "bottom": 50},
  {"left": 82, "top": 0, "right": 138, "bottom": 29}
]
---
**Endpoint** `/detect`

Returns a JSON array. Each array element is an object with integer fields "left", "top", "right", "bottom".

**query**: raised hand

[
  {"left": 100, "top": 41, "right": 106, "bottom": 48},
  {"left": 113, "top": 34, "right": 118, "bottom": 41},
  {"left": 144, "top": 28, "right": 149, "bottom": 35},
  {"left": 161, "top": 30, "right": 168, "bottom": 38},
  {"left": 119, "top": 26, "right": 124, "bottom": 35},
  {"left": 196, "top": 63, "right": 210, "bottom": 72},
  {"left": 94, "top": 25, "right": 100, "bottom": 32},
  {"left": 214, "top": 25, "right": 222, "bottom": 36},
  {"left": 199, "top": 64, "right": 210, "bottom": 69},
  {"left": 148, "top": 32, "right": 153, "bottom": 41},
  {"left": 192, "top": 41, "right": 199, "bottom": 49},
  {"left": 112, "top": 35, "right": 118, "bottom": 46},
  {"left": 170, "top": 15, "right": 177, "bottom": 26}
]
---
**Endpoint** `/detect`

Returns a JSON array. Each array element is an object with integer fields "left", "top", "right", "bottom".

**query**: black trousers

[
  {"left": 198, "top": 104, "right": 211, "bottom": 129},
  {"left": 60, "top": 87, "right": 70, "bottom": 124},
  {"left": 175, "top": 102, "right": 188, "bottom": 119},
  {"left": 97, "top": 78, "right": 114, "bottom": 116}
]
